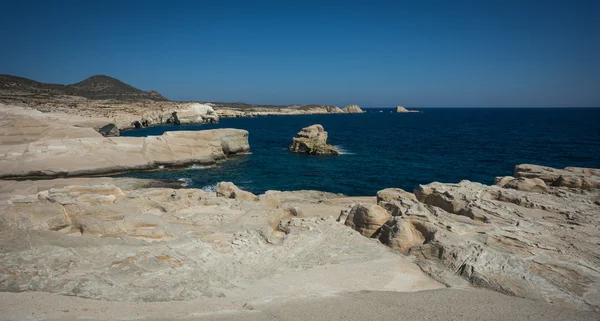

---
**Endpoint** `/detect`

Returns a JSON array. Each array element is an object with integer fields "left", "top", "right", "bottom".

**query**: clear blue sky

[{"left": 1, "top": 0, "right": 598, "bottom": 107}]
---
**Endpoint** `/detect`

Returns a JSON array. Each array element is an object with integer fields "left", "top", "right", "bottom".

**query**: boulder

[
  {"left": 378, "top": 217, "right": 438, "bottom": 254},
  {"left": 98, "top": 123, "right": 120, "bottom": 137},
  {"left": 344, "top": 203, "right": 391, "bottom": 237},
  {"left": 376, "top": 188, "right": 424, "bottom": 217},
  {"left": 216, "top": 182, "right": 258, "bottom": 201},
  {"left": 341, "top": 104, "right": 364, "bottom": 113},
  {"left": 289, "top": 124, "right": 340, "bottom": 155},
  {"left": 503, "top": 177, "right": 549, "bottom": 193},
  {"left": 376, "top": 188, "right": 417, "bottom": 204},
  {"left": 493, "top": 176, "right": 514, "bottom": 187}
]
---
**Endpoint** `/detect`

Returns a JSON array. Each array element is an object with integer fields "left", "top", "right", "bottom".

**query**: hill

[{"left": 0, "top": 74, "right": 168, "bottom": 101}]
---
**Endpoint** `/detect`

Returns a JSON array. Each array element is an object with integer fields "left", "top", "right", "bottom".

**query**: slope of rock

[
  {"left": 0, "top": 178, "right": 442, "bottom": 302},
  {"left": 343, "top": 165, "right": 600, "bottom": 311}
]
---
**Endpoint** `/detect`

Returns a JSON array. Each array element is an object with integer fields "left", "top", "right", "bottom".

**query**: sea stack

[
  {"left": 289, "top": 124, "right": 340, "bottom": 155},
  {"left": 342, "top": 104, "right": 365, "bottom": 113},
  {"left": 396, "top": 105, "right": 419, "bottom": 113}
]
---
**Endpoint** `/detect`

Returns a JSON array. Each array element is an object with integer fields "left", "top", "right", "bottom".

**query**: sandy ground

[{"left": 1, "top": 288, "right": 598, "bottom": 321}]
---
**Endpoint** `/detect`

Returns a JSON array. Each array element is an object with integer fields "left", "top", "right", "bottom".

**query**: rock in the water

[
  {"left": 395, "top": 105, "right": 419, "bottom": 113},
  {"left": 341, "top": 104, "right": 364, "bottom": 113},
  {"left": 98, "top": 123, "right": 120, "bottom": 137},
  {"left": 289, "top": 124, "right": 340, "bottom": 156},
  {"left": 343, "top": 203, "right": 391, "bottom": 237}
]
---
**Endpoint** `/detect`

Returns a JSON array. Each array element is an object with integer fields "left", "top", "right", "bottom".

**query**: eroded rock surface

[
  {"left": 0, "top": 178, "right": 441, "bottom": 302},
  {"left": 515, "top": 164, "right": 600, "bottom": 189},
  {"left": 0, "top": 129, "right": 249, "bottom": 178},
  {"left": 343, "top": 165, "right": 600, "bottom": 311},
  {"left": 289, "top": 124, "right": 340, "bottom": 155}
]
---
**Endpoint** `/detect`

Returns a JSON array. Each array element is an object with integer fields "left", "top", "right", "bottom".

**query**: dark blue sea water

[{"left": 120, "top": 108, "right": 600, "bottom": 196}]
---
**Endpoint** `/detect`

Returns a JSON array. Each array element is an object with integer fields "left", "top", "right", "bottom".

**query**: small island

[
  {"left": 396, "top": 105, "right": 420, "bottom": 113},
  {"left": 289, "top": 124, "right": 340, "bottom": 155}
]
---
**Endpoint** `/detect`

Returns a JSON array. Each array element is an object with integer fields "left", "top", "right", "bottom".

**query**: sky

[{"left": 1, "top": 0, "right": 598, "bottom": 107}]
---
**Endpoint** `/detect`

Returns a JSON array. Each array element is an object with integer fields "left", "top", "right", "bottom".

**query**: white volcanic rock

[
  {"left": 324, "top": 105, "right": 344, "bottom": 113},
  {"left": 0, "top": 177, "right": 442, "bottom": 302},
  {"left": 216, "top": 181, "right": 259, "bottom": 201},
  {"left": 494, "top": 176, "right": 515, "bottom": 187},
  {"left": 378, "top": 217, "right": 438, "bottom": 254},
  {"left": 215, "top": 105, "right": 346, "bottom": 118},
  {"left": 502, "top": 177, "right": 549, "bottom": 193},
  {"left": 0, "top": 129, "right": 250, "bottom": 178},
  {"left": 343, "top": 203, "right": 391, "bottom": 237},
  {"left": 341, "top": 104, "right": 364, "bottom": 113},
  {"left": 395, "top": 105, "right": 419, "bottom": 113},
  {"left": 0, "top": 104, "right": 109, "bottom": 145},
  {"left": 376, "top": 188, "right": 417, "bottom": 203},
  {"left": 356, "top": 166, "right": 600, "bottom": 311},
  {"left": 514, "top": 164, "right": 600, "bottom": 189},
  {"left": 289, "top": 124, "right": 340, "bottom": 155},
  {"left": 173, "top": 103, "right": 219, "bottom": 124}
]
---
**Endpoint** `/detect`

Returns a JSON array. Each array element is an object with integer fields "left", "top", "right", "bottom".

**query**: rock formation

[
  {"left": 166, "top": 103, "right": 219, "bottom": 125},
  {"left": 343, "top": 203, "right": 391, "bottom": 237},
  {"left": 342, "top": 165, "right": 600, "bottom": 311},
  {"left": 289, "top": 124, "right": 340, "bottom": 155},
  {"left": 98, "top": 123, "right": 120, "bottom": 137},
  {"left": 0, "top": 129, "right": 250, "bottom": 178},
  {"left": 0, "top": 177, "right": 440, "bottom": 302},
  {"left": 216, "top": 181, "right": 259, "bottom": 201},
  {"left": 514, "top": 164, "right": 600, "bottom": 189},
  {"left": 396, "top": 105, "right": 419, "bottom": 113},
  {"left": 342, "top": 104, "right": 364, "bottom": 113}
]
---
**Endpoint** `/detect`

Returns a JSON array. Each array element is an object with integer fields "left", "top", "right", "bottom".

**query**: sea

[{"left": 120, "top": 108, "right": 600, "bottom": 196}]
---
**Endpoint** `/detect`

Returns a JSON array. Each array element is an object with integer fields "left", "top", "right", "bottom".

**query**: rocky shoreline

[
  {"left": 0, "top": 104, "right": 249, "bottom": 179},
  {"left": 342, "top": 164, "right": 600, "bottom": 310},
  {"left": 0, "top": 96, "right": 599, "bottom": 318},
  {"left": 0, "top": 165, "right": 598, "bottom": 312}
]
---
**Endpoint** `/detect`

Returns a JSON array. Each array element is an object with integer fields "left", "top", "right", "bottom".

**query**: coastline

[{"left": 1, "top": 100, "right": 599, "bottom": 318}]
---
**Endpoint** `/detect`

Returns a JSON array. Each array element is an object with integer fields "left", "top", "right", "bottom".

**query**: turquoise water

[{"left": 120, "top": 108, "right": 600, "bottom": 196}]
